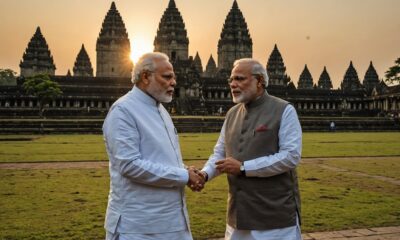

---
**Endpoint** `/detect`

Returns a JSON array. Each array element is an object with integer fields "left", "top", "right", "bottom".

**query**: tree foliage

[
  {"left": 22, "top": 74, "right": 62, "bottom": 117},
  {"left": 385, "top": 57, "right": 400, "bottom": 84},
  {"left": 0, "top": 68, "right": 17, "bottom": 86}
]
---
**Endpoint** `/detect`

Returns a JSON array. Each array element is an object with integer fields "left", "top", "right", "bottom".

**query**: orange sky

[{"left": 0, "top": 0, "right": 399, "bottom": 88}]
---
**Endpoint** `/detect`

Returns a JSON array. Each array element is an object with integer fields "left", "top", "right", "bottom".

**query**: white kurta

[
  {"left": 103, "top": 86, "right": 192, "bottom": 239},
  {"left": 202, "top": 104, "right": 303, "bottom": 240}
]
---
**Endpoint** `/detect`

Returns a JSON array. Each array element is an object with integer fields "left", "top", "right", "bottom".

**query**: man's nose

[{"left": 170, "top": 77, "right": 177, "bottom": 87}]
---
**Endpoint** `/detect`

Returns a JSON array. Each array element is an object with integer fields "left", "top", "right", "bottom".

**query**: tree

[
  {"left": 23, "top": 74, "right": 62, "bottom": 118},
  {"left": 0, "top": 68, "right": 17, "bottom": 86},
  {"left": 385, "top": 57, "right": 400, "bottom": 84}
]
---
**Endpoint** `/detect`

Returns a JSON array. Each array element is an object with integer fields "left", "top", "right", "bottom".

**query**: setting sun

[{"left": 130, "top": 36, "right": 154, "bottom": 64}]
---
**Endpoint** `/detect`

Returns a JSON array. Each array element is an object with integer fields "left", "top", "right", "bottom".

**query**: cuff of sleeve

[
  {"left": 201, "top": 165, "right": 217, "bottom": 181},
  {"left": 243, "top": 160, "right": 258, "bottom": 177},
  {"left": 176, "top": 168, "right": 189, "bottom": 186}
]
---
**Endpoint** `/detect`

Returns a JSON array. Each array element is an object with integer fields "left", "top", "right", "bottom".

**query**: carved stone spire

[
  {"left": 217, "top": 0, "right": 252, "bottom": 70},
  {"left": 73, "top": 44, "right": 93, "bottom": 77},
  {"left": 20, "top": 26, "right": 56, "bottom": 77},
  {"left": 341, "top": 61, "right": 362, "bottom": 91},
  {"left": 192, "top": 52, "right": 203, "bottom": 73},
  {"left": 363, "top": 61, "right": 380, "bottom": 94},
  {"left": 297, "top": 64, "right": 314, "bottom": 89},
  {"left": 154, "top": 0, "right": 189, "bottom": 61},
  {"left": 318, "top": 66, "right": 333, "bottom": 89},
  {"left": 232, "top": 0, "right": 239, "bottom": 9},
  {"left": 204, "top": 55, "right": 217, "bottom": 77},
  {"left": 96, "top": 2, "right": 132, "bottom": 77},
  {"left": 266, "top": 44, "right": 290, "bottom": 86},
  {"left": 168, "top": 0, "right": 176, "bottom": 8},
  {"left": 110, "top": 1, "right": 116, "bottom": 10}
]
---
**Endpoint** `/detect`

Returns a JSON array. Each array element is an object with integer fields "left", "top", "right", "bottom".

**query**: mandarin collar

[
  {"left": 130, "top": 86, "right": 159, "bottom": 106},
  {"left": 245, "top": 91, "right": 268, "bottom": 109}
]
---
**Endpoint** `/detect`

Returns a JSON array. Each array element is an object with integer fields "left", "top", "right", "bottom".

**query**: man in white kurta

[
  {"left": 103, "top": 53, "right": 203, "bottom": 240},
  {"left": 200, "top": 59, "right": 302, "bottom": 240}
]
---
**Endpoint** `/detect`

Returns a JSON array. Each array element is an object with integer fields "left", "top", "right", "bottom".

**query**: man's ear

[
  {"left": 141, "top": 72, "right": 150, "bottom": 85},
  {"left": 256, "top": 76, "right": 263, "bottom": 87}
]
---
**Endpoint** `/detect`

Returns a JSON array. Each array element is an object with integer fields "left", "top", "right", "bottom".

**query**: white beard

[
  {"left": 231, "top": 84, "right": 257, "bottom": 104},
  {"left": 157, "top": 94, "right": 173, "bottom": 103},
  {"left": 147, "top": 82, "right": 173, "bottom": 103},
  {"left": 232, "top": 94, "right": 244, "bottom": 103}
]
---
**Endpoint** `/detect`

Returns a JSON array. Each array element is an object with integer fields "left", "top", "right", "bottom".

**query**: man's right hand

[{"left": 187, "top": 166, "right": 205, "bottom": 192}]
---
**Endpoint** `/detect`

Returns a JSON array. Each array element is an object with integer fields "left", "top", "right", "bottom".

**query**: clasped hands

[
  {"left": 186, "top": 157, "right": 242, "bottom": 192},
  {"left": 187, "top": 166, "right": 207, "bottom": 192}
]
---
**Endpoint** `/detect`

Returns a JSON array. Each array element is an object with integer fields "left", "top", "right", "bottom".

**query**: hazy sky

[{"left": 1, "top": 0, "right": 399, "bottom": 88}]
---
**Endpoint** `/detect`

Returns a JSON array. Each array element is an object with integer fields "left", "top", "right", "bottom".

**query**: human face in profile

[{"left": 147, "top": 59, "right": 176, "bottom": 103}]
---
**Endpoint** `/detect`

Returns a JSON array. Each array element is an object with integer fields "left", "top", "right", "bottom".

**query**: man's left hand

[{"left": 215, "top": 157, "right": 241, "bottom": 175}]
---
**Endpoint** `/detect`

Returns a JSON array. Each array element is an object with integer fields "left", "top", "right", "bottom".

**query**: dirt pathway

[
  {"left": 301, "top": 156, "right": 400, "bottom": 186},
  {"left": 0, "top": 161, "right": 109, "bottom": 169},
  {"left": 1, "top": 156, "right": 399, "bottom": 186}
]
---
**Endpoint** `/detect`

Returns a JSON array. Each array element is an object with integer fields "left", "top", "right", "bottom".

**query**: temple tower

[
  {"left": 193, "top": 52, "right": 203, "bottom": 74},
  {"left": 341, "top": 61, "right": 362, "bottom": 91},
  {"left": 154, "top": 0, "right": 189, "bottom": 61},
  {"left": 204, "top": 55, "right": 217, "bottom": 77},
  {"left": 73, "top": 44, "right": 93, "bottom": 77},
  {"left": 217, "top": 0, "right": 252, "bottom": 70},
  {"left": 297, "top": 64, "right": 314, "bottom": 89},
  {"left": 363, "top": 61, "right": 380, "bottom": 94},
  {"left": 317, "top": 66, "right": 333, "bottom": 89},
  {"left": 266, "top": 44, "right": 290, "bottom": 86},
  {"left": 96, "top": 2, "right": 132, "bottom": 77},
  {"left": 20, "top": 27, "right": 56, "bottom": 77}
]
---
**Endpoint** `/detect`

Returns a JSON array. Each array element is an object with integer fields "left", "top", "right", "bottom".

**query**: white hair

[
  {"left": 233, "top": 58, "right": 269, "bottom": 87},
  {"left": 131, "top": 52, "right": 169, "bottom": 84}
]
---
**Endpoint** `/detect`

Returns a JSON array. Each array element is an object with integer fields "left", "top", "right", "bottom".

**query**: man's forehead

[{"left": 232, "top": 63, "right": 252, "bottom": 75}]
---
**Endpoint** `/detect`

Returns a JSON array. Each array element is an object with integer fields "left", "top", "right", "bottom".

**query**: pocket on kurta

[
  {"left": 104, "top": 208, "right": 121, "bottom": 234},
  {"left": 248, "top": 130, "right": 277, "bottom": 156}
]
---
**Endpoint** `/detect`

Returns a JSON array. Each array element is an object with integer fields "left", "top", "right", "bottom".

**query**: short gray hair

[
  {"left": 132, "top": 52, "right": 169, "bottom": 84},
  {"left": 233, "top": 58, "right": 269, "bottom": 87}
]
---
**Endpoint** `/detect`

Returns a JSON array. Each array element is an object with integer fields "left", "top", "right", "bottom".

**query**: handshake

[
  {"left": 185, "top": 157, "right": 242, "bottom": 192},
  {"left": 186, "top": 166, "right": 207, "bottom": 192}
]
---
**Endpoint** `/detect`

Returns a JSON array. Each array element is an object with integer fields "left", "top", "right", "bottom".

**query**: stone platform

[{"left": 209, "top": 226, "right": 400, "bottom": 240}]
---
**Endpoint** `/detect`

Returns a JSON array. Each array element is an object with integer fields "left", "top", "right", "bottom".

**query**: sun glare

[{"left": 130, "top": 36, "right": 154, "bottom": 64}]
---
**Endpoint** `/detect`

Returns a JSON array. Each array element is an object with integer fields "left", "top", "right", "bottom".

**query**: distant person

[
  {"left": 218, "top": 106, "right": 223, "bottom": 115},
  {"left": 199, "top": 59, "right": 302, "bottom": 240},
  {"left": 330, "top": 121, "right": 336, "bottom": 132},
  {"left": 102, "top": 52, "right": 204, "bottom": 240}
]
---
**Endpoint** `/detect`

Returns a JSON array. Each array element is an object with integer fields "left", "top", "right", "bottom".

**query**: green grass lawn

[
  {"left": 0, "top": 169, "right": 108, "bottom": 240},
  {"left": 322, "top": 157, "right": 400, "bottom": 180},
  {"left": 1, "top": 132, "right": 400, "bottom": 162},
  {"left": 1, "top": 159, "right": 399, "bottom": 239},
  {"left": 0, "top": 135, "right": 107, "bottom": 162},
  {"left": 302, "top": 132, "right": 400, "bottom": 157},
  {"left": 0, "top": 133, "right": 400, "bottom": 239}
]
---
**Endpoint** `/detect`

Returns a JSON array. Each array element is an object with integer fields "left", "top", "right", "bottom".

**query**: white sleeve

[
  {"left": 243, "top": 104, "right": 302, "bottom": 177},
  {"left": 201, "top": 120, "right": 226, "bottom": 181},
  {"left": 104, "top": 106, "right": 188, "bottom": 187}
]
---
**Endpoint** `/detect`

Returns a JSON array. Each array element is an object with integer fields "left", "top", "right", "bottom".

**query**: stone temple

[{"left": 0, "top": 0, "right": 399, "bottom": 120}]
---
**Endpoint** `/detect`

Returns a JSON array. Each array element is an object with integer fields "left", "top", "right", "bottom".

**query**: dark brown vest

[{"left": 225, "top": 92, "right": 301, "bottom": 230}]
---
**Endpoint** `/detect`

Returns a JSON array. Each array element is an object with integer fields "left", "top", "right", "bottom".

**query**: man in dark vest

[{"left": 200, "top": 58, "right": 302, "bottom": 240}]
